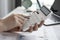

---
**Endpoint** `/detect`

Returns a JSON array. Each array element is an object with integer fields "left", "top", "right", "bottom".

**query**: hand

[
  {"left": 0, "top": 13, "right": 29, "bottom": 32},
  {"left": 24, "top": 20, "right": 44, "bottom": 32},
  {"left": 3, "top": 13, "right": 44, "bottom": 32},
  {"left": 5, "top": 20, "right": 44, "bottom": 32}
]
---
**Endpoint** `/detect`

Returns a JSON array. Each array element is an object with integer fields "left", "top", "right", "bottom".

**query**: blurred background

[{"left": 0, "top": 0, "right": 54, "bottom": 18}]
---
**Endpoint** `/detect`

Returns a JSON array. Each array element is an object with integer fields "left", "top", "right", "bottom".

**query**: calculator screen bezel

[{"left": 40, "top": 6, "right": 51, "bottom": 16}]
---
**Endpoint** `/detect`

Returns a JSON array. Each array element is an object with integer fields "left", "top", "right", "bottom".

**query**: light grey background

[{"left": 0, "top": 0, "right": 15, "bottom": 18}]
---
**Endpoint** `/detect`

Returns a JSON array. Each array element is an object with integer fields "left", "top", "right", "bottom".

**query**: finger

[
  {"left": 38, "top": 20, "right": 44, "bottom": 27},
  {"left": 25, "top": 26, "right": 33, "bottom": 32},
  {"left": 33, "top": 23, "right": 38, "bottom": 31},
  {"left": 15, "top": 16, "right": 25, "bottom": 24},
  {"left": 16, "top": 14, "right": 30, "bottom": 19},
  {"left": 15, "top": 14, "right": 28, "bottom": 21},
  {"left": 15, "top": 16, "right": 27, "bottom": 31},
  {"left": 4, "top": 27, "right": 20, "bottom": 32}
]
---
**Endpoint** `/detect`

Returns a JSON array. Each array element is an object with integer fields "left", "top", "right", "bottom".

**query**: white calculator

[{"left": 22, "top": 6, "right": 51, "bottom": 31}]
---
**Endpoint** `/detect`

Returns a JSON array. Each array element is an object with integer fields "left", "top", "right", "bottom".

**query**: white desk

[
  {"left": 44, "top": 18, "right": 60, "bottom": 40},
  {"left": 0, "top": 7, "right": 60, "bottom": 40}
]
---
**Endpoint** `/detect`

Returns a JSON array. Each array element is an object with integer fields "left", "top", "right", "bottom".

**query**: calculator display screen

[{"left": 40, "top": 6, "right": 51, "bottom": 16}]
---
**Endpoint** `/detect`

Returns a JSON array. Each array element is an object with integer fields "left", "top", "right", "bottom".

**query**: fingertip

[
  {"left": 33, "top": 23, "right": 38, "bottom": 31},
  {"left": 25, "top": 26, "right": 33, "bottom": 32},
  {"left": 38, "top": 20, "right": 44, "bottom": 27}
]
